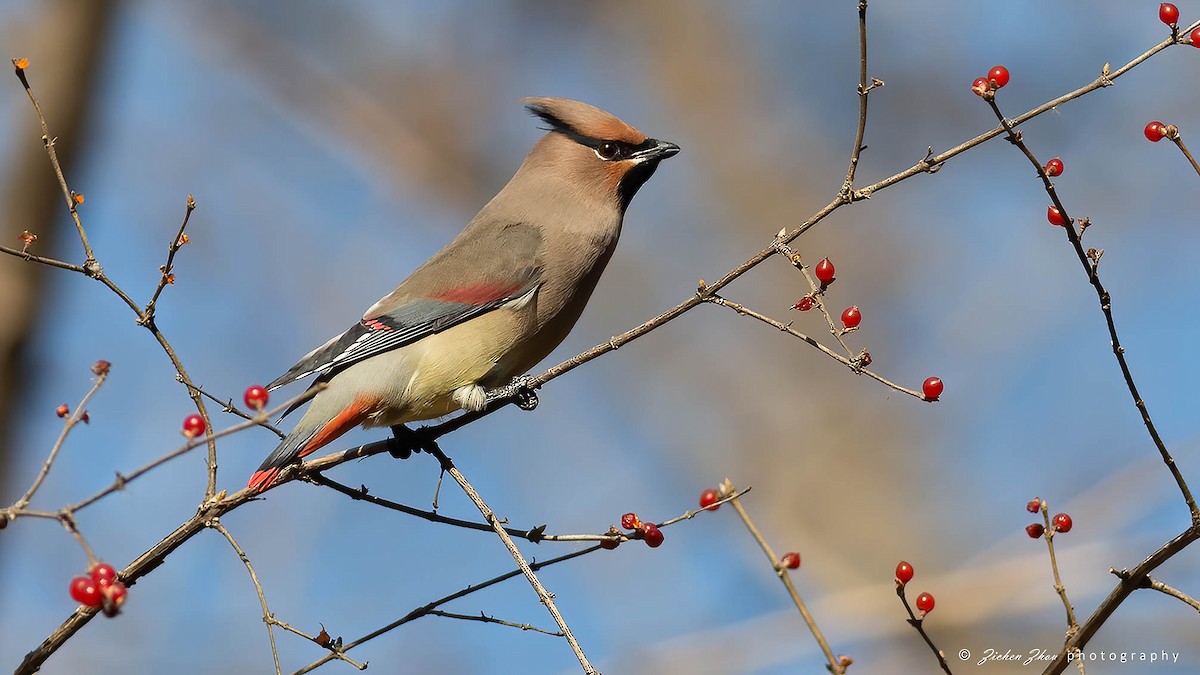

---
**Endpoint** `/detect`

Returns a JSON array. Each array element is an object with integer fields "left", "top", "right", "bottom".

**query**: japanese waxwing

[{"left": 248, "top": 97, "right": 678, "bottom": 491}]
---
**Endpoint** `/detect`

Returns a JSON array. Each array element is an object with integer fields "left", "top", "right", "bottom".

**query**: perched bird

[{"left": 248, "top": 97, "right": 679, "bottom": 492}]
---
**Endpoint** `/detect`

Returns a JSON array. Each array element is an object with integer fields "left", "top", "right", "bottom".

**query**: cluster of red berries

[
  {"left": 895, "top": 560, "right": 935, "bottom": 616},
  {"left": 792, "top": 257, "right": 860, "bottom": 330},
  {"left": 971, "top": 65, "right": 1010, "bottom": 96},
  {"left": 1024, "top": 498, "right": 1073, "bottom": 539},
  {"left": 792, "top": 257, "right": 945, "bottom": 401},
  {"left": 616, "top": 512, "right": 664, "bottom": 548},
  {"left": 69, "top": 562, "right": 127, "bottom": 617}
]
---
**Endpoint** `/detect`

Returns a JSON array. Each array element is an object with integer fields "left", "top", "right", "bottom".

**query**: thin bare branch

[
  {"left": 293, "top": 546, "right": 597, "bottom": 674},
  {"left": 983, "top": 96, "right": 1198, "bottom": 523},
  {"left": 420, "top": 444, "right": 595, "bottom": 674},
  {"left": 11, "top": 367, "right": 108, "bottom": 510},
  {"left": 142, "top": 194, "right": 196, "bottom": 322},
  {"left": 704, "top": 295, "right": 921, "bottom": 398},
  {"left": 895, "top": 582, "right": 953, "bottom": 674},
  {"left": 722, "top": 479, "right": 843, "bottom": 674},
  {"left": 1038, "top": 505, "right": 1079, "bottom": 634},
  {"left": 1142, "top": 575, "right": 1200, "bottom": 613},
  {"left": 427, "top": 610, "right": 564, "bottom": 637},
  {"left": 210, "top": 520, "right": 282, "bottom": 675}
]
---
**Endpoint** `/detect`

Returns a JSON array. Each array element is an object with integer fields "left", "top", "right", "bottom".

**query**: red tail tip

[{"left": 247, "top": 468, "right": 281, "bottom": 493}]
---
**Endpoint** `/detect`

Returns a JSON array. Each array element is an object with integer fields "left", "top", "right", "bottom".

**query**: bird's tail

[{"left": 247, "top": 395, "right": 375, "bottom": 492}]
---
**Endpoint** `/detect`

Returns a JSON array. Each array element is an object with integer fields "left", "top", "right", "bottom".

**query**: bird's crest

[{"left": 523, "top": 97, "right": 646, "bottom": 146}]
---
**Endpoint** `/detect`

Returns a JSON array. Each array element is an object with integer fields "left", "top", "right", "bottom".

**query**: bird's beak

[{"left": 628, "top": 138, "right": 680, "bottom": 162}]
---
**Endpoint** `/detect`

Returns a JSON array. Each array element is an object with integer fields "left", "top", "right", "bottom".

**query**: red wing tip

[{"left": 247, "top": 468, "right": 282, "bottom": 493}]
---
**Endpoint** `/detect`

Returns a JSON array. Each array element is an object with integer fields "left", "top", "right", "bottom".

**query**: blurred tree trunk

[{"left": 0, "top": 0, "right": 114, "bottom": 491}]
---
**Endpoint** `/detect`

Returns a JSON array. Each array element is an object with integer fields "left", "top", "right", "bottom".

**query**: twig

[
  {"left": 1167, "top": 129, "right": 1200, "bottom": 178},
  {"left": 1038, "top": 506, "right": 1079, "bottom": 634},
  {"left": 840, "top": 0, "right": 875, "bottom": 200},
  {"left": 420, "top": 444, "right": 596, "bottom": 674},
  {"left": 9, "top": 62, "right": 224, "bottom": 504},
  {"left": 11, "top": 366, "right": 108, "bottom": 510},
  {"left": 311, "top": 473, "right": 746, "bottom": 544},
  {"left": 142, "top": 194, "right": 196, "bottom": 322},
  {"left": 427, "top": 610, "right": 564, "bottom": 637},
  {"left": 11, "top": 59, "right": 97, "bottom": 269},
  {"left": 210, "top": 520, "right": 282, "bottom": 675},
  {"left": 66, "top": 385, "right": 319, "bottom": 513},
  {"left": 1141, "top": 575, "right": 1200, "bottom": 613},
  {"left": 293, "top": 546, "right": 596, "bottom": 674},
  {"left": 182, "top": 380, "right": 286, "bottom": 439},
  {"left": 0, "top": 245, "right": 87, "bottom": 272},
  {"left": 1042, "top": 526, "right": 1200, "bottom": 674},
  {"left": 704, "top": 295, "right": 922, "bottom": 398},
  {"left": 722, "top": 479, "right": 843, "bottom": 674},
  {"left": 983, "top": 96, "right": 1198, "bottom": 524},
  {"left": 895, "top": 582, "right": 953, "bottom": 674}
]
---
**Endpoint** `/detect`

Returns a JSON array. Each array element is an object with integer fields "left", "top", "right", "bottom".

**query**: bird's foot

[
  {"left": 388, "top": 424, "right": 439, "bottom": 459},
  {"left": 485, "top": 375, "right": 539, "bottom": 411}
]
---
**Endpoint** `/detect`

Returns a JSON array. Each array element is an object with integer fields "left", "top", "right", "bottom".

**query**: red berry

[
  {"left": 699, "top": 488, "right": 721, "bottom": 511},
  {"left": 922, "top": 377, "right": 943, "bottom": 401},
  {"left": 1026, "top": 498, "right": 1042, "bottom": 514},
  {"left": 895, "top": 561, "right": 914, "bottom": 584},
  {"left": 1145, "top": 121, "right": 1166, "bottom": 142},
  {"left": 69, "top": 576, "right": 102, "bottom": 607},
  {"left": 642, "top": 522, "right": 664, "bottom": 548},
  {"left": 781, "top": 552, "right": 801, "bottom": 570},
  {"left": 971, "top": 77, "right": 989, "bottom": 96},
  {"left": 841, "top": 306, "right": 862, "bottom": 329},
  {"left": 794, "top": 295, "right": 815, "bottom": 312},
  {"left": 600, "top": 536, "right": 619, "bottom": 550},
  {"left": 90, "top": 562, "right": 117, "bottom": 588},
  {"left": 102, "top": 581, "right": 128, "bottom": 617},
  {"left": 1160, "top": 3, "right": 1180, "bottom": 25},
  {"left": 1044, "top": 157, "right": 1064, "bottom": 177},
  {"left": 55, "top": 404, "right": 69, "bottom": 418},
  {"left": 1026, "top": 523, "right": 1045, "bottom": 539},
  {"left": 1191, "top": 27, "right": 1200, "bottom": 46},
  {"left": 182, "top": 414, "right": 206, "bottom": 438},
  {"left": 1053, "top": 513, "right": 1073, "bottom": 533},
  {"left": 915, "top": 592, "right": 935, "bottom": 614},
  {"left": 988, "top": 65, "right": 1010, "bottom": 89},
  {"left": 814, "top": 257, "right": 835, "bottom": 284},
  {"left": 244, "top": 385, "right": 269, "bottom": 411},
  {"left": 1047, "top": 206, "right": 1066, "bottom": 226},
  {"left": 620, "top": 512, "right": 640, "bottom": 530}
]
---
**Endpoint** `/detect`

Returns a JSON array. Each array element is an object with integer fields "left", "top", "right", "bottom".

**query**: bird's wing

[{"left": 267, "top": 221, "right": 543, "bottom": 390}]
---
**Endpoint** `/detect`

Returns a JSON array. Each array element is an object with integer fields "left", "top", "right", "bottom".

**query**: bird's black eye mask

[{"left": 526, "top": 105, "right": 656, "bottom": 162}]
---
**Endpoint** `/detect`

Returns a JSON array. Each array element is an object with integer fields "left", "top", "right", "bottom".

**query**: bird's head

[{"left": 522, "top": 97, "right": 679, "bottom": 211}]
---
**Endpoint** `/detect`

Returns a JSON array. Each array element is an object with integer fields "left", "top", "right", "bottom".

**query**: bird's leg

[
  {"left": 388, "top": 424, "right": 440, "bottom": 459},
  {"left": 484, "top": 375, "right": 539, "bottom": 411}
]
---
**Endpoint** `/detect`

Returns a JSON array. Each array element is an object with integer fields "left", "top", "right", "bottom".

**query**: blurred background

[{"left": 2, "top": 1, "right": 1199, "bottom": 673}]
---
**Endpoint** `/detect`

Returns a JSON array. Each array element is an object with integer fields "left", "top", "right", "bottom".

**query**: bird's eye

[{"left": 595, "top": 142, "right": 621, "bottom": 160}]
